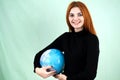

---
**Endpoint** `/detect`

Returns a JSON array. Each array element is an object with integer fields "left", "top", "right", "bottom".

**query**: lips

[{"left": 72, "top": 21, "right": 80, "bottom": 25}]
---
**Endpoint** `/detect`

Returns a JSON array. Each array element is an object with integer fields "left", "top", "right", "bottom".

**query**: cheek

[
  {"left": 68, "top": 17, "right": 73, "bottom": 25},
  {"left": 81, "top": 17, "right": 84, "bottom": 22},
  {"left": 68, "top": 17, "right": 72, "bottom": 22}
]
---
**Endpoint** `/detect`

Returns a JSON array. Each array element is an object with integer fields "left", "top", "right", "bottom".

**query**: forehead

[{"left": 70, "top": 7, "right": 81, "bottom": 13}]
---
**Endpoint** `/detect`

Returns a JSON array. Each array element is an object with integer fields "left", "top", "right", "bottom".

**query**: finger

[
  {"left": 49, "top": 70, "right": 56, "bottom": 74},
  {"left": 44, "top": 66, "right": 52, "bottom": 69},
  {"left": 48, "top": 70, "right": 56, "bottom": 76}
]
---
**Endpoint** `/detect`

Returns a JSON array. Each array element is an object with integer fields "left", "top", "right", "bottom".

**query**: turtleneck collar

[{"left": 72, "top": 28, "right": 87, "bottom": 36}]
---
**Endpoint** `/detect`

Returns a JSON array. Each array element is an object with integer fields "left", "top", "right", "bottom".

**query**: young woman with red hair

[{"left": 34, "top": 1, "right": 99, "bottom": 80}]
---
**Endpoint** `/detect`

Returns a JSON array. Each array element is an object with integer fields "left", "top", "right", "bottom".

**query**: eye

[
  {"left": 69, "top": 13, "right": 74, "bottom": 17},
  {"left": 78, "top": 13, "right": 83, "bottom": 16}
]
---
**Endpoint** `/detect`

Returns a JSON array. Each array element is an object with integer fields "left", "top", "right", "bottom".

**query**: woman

[{"left": 34, "top": 1, "right": 99, "bottom": 80}]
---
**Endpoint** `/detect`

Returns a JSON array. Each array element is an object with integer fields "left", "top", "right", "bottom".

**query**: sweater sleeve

[
  {"left": 67, "top": 35, "right": 100, "bottom": 80},
  {"left": 33, "top": 33, "right": 66, "bottom": 72}
]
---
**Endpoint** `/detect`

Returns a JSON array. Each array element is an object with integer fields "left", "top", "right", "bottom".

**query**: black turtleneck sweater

[{"left": 34, "top": 29, "right": 99, "bottom": 80}]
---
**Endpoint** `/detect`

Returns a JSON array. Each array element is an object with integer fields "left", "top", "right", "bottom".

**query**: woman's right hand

[{"left": 35, "top": 66, "right": 56, "bottom": 79}]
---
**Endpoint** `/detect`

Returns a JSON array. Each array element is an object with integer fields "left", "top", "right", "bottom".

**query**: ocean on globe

[{"left": 40, "top": 49, "right": 65, "bottom": 74}]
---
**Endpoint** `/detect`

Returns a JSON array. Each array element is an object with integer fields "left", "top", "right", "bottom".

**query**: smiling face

[{"left": 69, "top": 7, "right": 84, "bottom": 32}]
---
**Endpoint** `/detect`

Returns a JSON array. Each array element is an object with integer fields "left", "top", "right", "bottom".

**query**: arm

[{"left": 33, "top": 33, "right": 66, "bottom": 72}]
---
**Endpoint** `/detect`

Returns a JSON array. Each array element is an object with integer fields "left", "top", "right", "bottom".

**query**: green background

[{"left": 0, "top": 0, "right": 120, "bottom": 80}]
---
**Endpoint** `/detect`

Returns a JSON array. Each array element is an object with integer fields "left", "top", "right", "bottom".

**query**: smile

[{"left": 72, "top": 21, "right": 81, "bottom": 25}]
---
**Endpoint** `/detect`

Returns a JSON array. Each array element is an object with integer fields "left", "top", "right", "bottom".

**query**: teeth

[{"left": 73, "top": 22, "right": 80, "bottom": 25}]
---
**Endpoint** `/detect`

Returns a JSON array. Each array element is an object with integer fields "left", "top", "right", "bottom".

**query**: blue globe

[{"left": 40, "top": 49, "right": 65, "bottom": 74}]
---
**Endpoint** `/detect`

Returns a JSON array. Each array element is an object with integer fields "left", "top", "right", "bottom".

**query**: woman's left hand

[{"left": 54, "top": 73, "right": 67, "bottom": 80}]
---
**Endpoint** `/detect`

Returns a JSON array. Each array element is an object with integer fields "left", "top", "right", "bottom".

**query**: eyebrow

[
  {"left": 69, "top": 12, "right": 82, "bottom": 15},
  {"left": 69, "top": 11, "right": 82, "bottom": 13}
]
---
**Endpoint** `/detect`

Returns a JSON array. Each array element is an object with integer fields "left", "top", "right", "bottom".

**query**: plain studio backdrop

[{"left": 0, "top": 0, "right": 120, "bottom": 80}]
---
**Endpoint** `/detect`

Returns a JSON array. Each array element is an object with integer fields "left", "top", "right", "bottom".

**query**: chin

[{"left": 73, "top": 26, "right": 82, "bottom": 29}]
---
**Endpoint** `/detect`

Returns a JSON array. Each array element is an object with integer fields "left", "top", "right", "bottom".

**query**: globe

[{"left": 40, "top": 49, "right": 65, "bottom": 74}]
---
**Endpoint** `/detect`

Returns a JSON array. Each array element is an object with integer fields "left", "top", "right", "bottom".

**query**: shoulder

[
  {"left": 59, "top": 32, "right": 69, "bottom": 37},
  {"left": 56, "top": 32, "right": 70, "bottom": 40},
  {"left": 59, "top": 32, "right": 72, "bottom": 37},
  {"left": 85, "top": 32, "right": 99, "bottom": 44}
]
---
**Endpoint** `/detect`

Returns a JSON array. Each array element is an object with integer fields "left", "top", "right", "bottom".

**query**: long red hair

[{"left": 66, "top": 1, "right": 96, "bottom": 35}]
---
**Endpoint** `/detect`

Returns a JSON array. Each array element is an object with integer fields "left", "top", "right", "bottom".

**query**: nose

[{"left": 73, "top": 15, "right": 79, "bottom": 21}]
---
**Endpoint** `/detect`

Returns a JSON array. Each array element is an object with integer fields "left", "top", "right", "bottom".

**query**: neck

[{"left": 74, "top": 27, "right": 83, "bottom": 32}]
